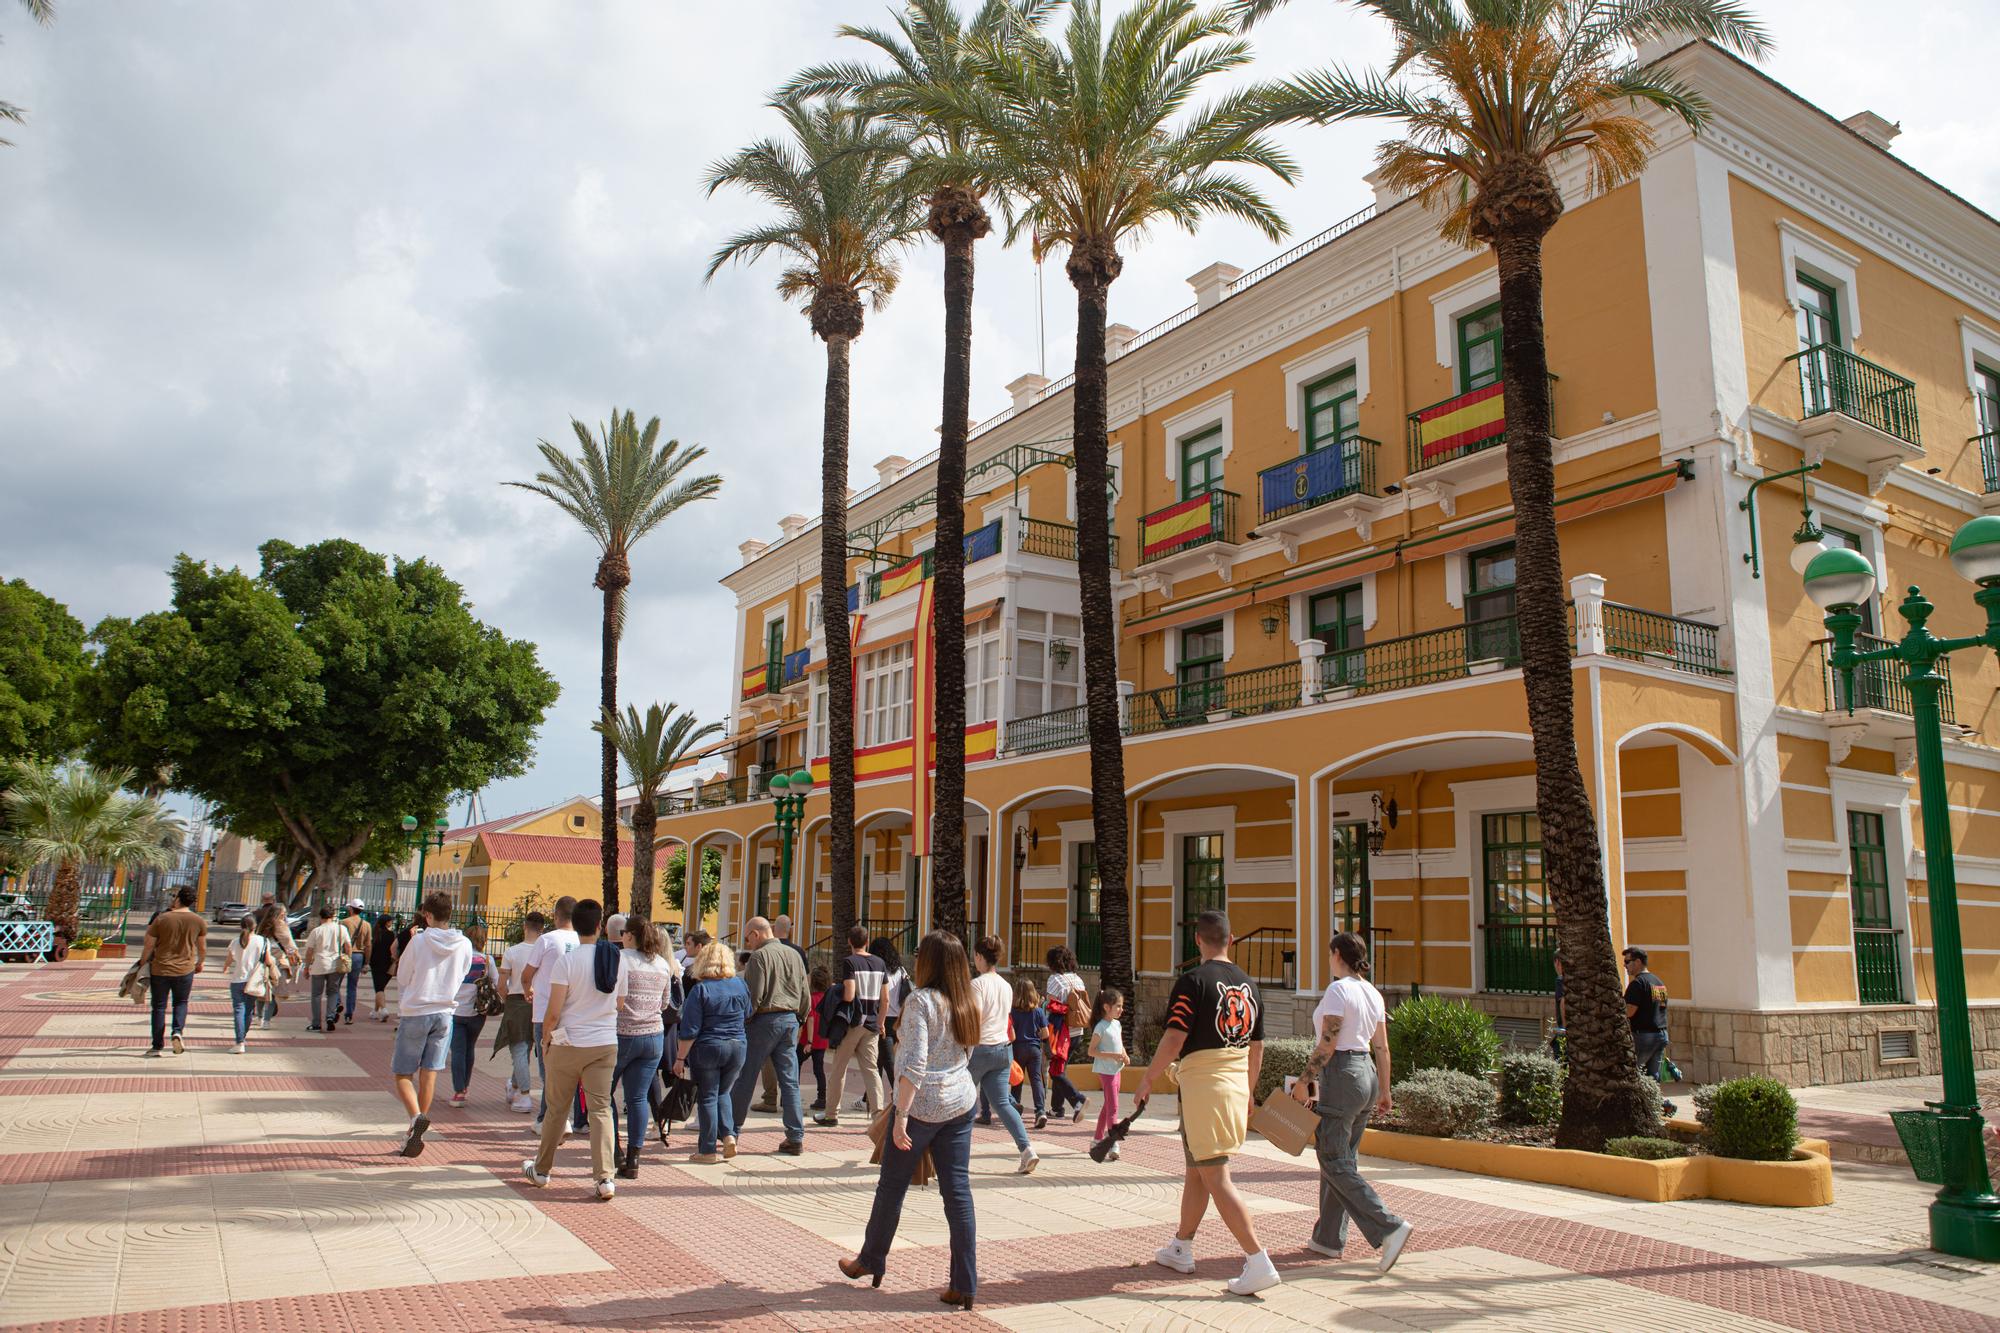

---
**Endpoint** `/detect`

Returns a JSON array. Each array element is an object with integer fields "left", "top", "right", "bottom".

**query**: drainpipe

[{"left": 1409, "top": 770, "right": 1427, "bottom": 998}]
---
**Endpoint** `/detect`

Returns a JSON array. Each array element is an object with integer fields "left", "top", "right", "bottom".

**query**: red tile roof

[{"left": 481, "top": 831, "right": 634, "bottom": 868}]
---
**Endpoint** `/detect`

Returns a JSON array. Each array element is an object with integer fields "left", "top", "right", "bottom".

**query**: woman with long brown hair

[{"left": 837, "top": 930, "right": 980, "bottom": 1310}]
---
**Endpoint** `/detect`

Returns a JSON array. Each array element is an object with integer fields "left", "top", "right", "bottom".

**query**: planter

[
  {"left": 67, "top": 948, "right": 99, "bottom": 960},
  {"left": 1357, "top": 1120, "right": 1834, "bottom": 1207},
  {"left": 98, "top": 943, "right": 127, "bottom": 959}
]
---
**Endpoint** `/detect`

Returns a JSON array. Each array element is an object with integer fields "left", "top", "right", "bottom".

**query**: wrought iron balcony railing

[
  {"left": 1258, "top": 437, "right": 1380, "bottom": 524},
  {"left": 1790, "top": 343, "right": 1921, "bottom": 446},
  {"left": 1137, "top": 489, "right": 1239, "bottom": 564},
  {"left": 1818, "top": 633, "right": 1957, "bottom": 724}
]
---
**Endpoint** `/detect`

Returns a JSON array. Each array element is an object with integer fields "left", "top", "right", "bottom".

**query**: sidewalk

[
  {"left": 1791, "top": 1068, "right": 2000, "bottom": 1164},
  {"left": 0, "top": 952, "right": 1996, "bottom": 1331}
]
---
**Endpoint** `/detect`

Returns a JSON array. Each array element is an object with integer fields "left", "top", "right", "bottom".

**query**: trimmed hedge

[
  {"left": 1498, "top": 1050, "right": 1564, "bottom": 1126},
  {"left": 1393, "top": 1067, "right": 1495, "bottom": 1138},
  {"left": 1704, "top": 1076, "right": 1799, "bottom": 1161},
  {"left": 1253, "top": 1038, "right": 1317, "bottom": 1103},
  {"left": 1387, "top": 995, "right": 1502, "bottom": 1077},
  {"left": 1604, "top": 1136, "right": 1688, "bottom": 1160}
]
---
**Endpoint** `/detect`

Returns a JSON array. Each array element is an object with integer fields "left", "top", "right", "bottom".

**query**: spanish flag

[
  {"left": 876, "top": 554, "right": 927, "bottom": 599},
  {"left": 909, "top": 577, "right": 938, "bottom": 855},
  {"left": 740, "top": 663, "right": 769, "bottom": 698},
  {"left": 1141, "top": 493, "right": 1217, "bottom": 561},
  {"left": 1417, "top": 382, "right": 1507, "bottom": 460}
]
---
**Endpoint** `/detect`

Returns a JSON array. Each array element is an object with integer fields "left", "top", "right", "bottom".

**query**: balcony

[
  {"left": 1788, "top": 344, "right": 1923, "bottom": 489},
  {"left": 1006, "top": 702, "right": 1088, "bottom": 755},
  {"left": 860, "top": 517, "right": 1005, "bottom": 604},
  {"left": 779, "top": 647, "right": 811, "bottom": 690},
  {"left": 1977, "top": 432, "right": 2000, "bottom": 511},
  {"left": 1016, "top": 515, "right": 1120, "bottom": 567},
  {"left": 1406, "top": 375, "right": 1559, "bottom": 478},
  {"left": 1255, "top": 439, "right": 1388, "bottom": 545},
  {"left": 1128, "top": 660, "right": 1299, "bottom": 736},
  {"left": 1135, "top": 490, "right": 1241, "bottom": 592},
  {"left": 1817, "top": 633, "right": 1956, "bottom": 725},
  {"left": 739, "top": 662, "right": 775, "bottom": 701},
  {"left": 660, "top": 774, "right": 757, "bottom": 815}
]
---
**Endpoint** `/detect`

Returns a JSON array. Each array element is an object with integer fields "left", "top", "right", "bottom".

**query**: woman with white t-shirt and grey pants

[{"left": 1291, "top": 932, "right": 1412, "bottom": 1274}]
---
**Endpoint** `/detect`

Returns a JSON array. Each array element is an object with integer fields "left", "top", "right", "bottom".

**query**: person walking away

[
  {"left": 805, "top": 964, "right": 832, "bottom": 1111},
  {"left": 1043, "top": 946, "right": 1089, "bottom": 1123},
  {"left": 967, "top": 935, "right": 1039, "bottom": 1173},
  {"left": 1088, "top": 990, "right": 1130, "bottom": 1157},
  {"left": 222, "top": 909, "right": 277, "bottom": 1054},
  {"left": 262, "top": 898, "right": 301, "bottom": 1026},
  {"left": 369, "top": 912, "right": 397, "bottom": 1021},
  {"left": 731, "top": 915, "right": 810, "bottom": 1154},
  {"left": 1292, "top": 932, "right": 1412, "bottom": 1272},
  {"left": 1134, "top": 910, "right": 1278, "bottom": 1296},
  {"left": 389, "top": 893, "right": 471, "bottom": 1157},
  {"left": 610, "top": 913, "right": 678, "bottom": 1176},
  {"left": 493, "top": 912, "right": 543, "bottom": 1112},
  {"left": 137, "top": 887, "right": 206, "bottom": 1057},
  {"left": 1623, "top": 947, "right": 1676, "bottom": 1114},
  {"left": 302, "top": 907, "right": 352, "bottom": 1032},
  {"left": 521, "top": 896, "right": 585, "bottom": 1134},
  {"left": 342, "top": 904, "right": 371, "bottom": 1027},
  {"left": 836, "top": 931, "right": 980, "bottom": 1310},
  {"left": 673, "top": 940, "right": 751, "bottom": 1163},
  {"left": 1010, "top": 978, "right": 1049, "bottom": 1128},
  {"left": 755, "top": 915, "right": 809, "bottom": 1111},
  {"left": 254, "top": 906, "right": 290, "bottom": 1027},
  {"left": 446, "top": 925, "right": 494, "bottom": 1108},
  {"left": 871, "top": 937, "right": 907, "bottom": 1111},
  {"left": 521, "top": 898, "right": 627, "bottom": 1199},
  {"left": 817, "top": 926, "right": 886, "bottom": 1126}
]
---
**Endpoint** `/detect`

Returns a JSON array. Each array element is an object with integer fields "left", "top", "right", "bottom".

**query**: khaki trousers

[
  {"left": 533, "top": 1041, "right": 617, "bottom": 1180},
  {"left": 824, "top": 1025, "right": 880, "bottom": 1121}
]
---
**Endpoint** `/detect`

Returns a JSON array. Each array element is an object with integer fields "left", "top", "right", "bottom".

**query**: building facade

[{"left": 653, "top": 42, "right": 2000, "bottom": 1086}]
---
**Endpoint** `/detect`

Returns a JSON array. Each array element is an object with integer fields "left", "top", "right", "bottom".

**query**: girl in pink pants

[{"left": 1088, "top": 990, "right": 1128, "bottom": 1156}]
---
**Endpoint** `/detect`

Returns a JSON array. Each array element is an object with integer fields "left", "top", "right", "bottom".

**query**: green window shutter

[
  {"left": 1303, "top": 369, "right": 1359, "bottom": 454},
  {"left": 1457, "top": 304, "right": 1504, "bottom": 392},
  {"left": 1846, "top": 810, "right": 1906, "bottom": 1005},
  {"left": 1180, "top": 426, "right": 1224, "bottom": 499},
  {"left": 1481, "top": 811, "right": 1553, "bottom": 994}
]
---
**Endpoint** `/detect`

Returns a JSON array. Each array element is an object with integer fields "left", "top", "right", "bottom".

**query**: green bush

[
  {"left": 1497, "top": 1050, "right": 1564, "bottom": 1125},
  {"left": 1637, "top": 1073, "right": 1666, "bottom": 1135},
  {"left": 1705, "top": 1076, "right": 1799, "bottom": 1161},
  {"left": 1253, "top": 1038, "right": 1317, "bottom": 1103},
  {"left": 1387, "top": 995, "right": 1502, "bottom": 1077},
  {"left": 1393, "top": 1068, "right": 1495, "bottom": 1138},
  {"left": 1604, "top": 1136, "right": 1688, "bottom": 1160},
  {"left": 1692, "top": 1082, "right": 1719, "bottom": 1130}
]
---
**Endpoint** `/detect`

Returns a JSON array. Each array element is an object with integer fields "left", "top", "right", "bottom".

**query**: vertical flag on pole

[{"left": 910, "top": 578, "right": 937, "bottom": 857}]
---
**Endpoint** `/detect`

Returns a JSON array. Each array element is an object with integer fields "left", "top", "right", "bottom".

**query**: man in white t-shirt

[
  {"left": 521, "top": 895, "right": 583, "bottom": 1133},
  {"left": 521, "top": 898, "right": 627, "bottom": 1199},
  {"left": 302, "top": 908, "right": 353, "bottom": 1032},
  {"left": 390, "top": 892, "right": 473, "bottom": 1159}
]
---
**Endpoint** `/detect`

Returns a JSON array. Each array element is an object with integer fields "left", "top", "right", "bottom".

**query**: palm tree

[
  {"left": 1235, "top": 0, "right": 1769, "bottom": 1148},
  {"left": 706, "top": 97, "right": 923, "bottom": 945},
  {"left": 594, "top": 703, "right": 723, "bottom": 921},
  {"left": 932, "top": 0, "right": 1294, "bottom": 1000},
  {"left": 788, "top": 1, "right": 1056, "bottom": 947},
  {"left": 1, "top": 0, "right": 54, "bottom": 147},
  {"left": 508, "top": 412, "right": 721, "bottom": 915},
  {"left": 0, "top": 761, "right": 182, "bottom": 948}
]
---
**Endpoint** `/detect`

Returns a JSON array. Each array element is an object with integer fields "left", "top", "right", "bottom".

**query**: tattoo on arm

[{"left": 1302, "top": 1015, "right": 1341, "bottom": 1080}]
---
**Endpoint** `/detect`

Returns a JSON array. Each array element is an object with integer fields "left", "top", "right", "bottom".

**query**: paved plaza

[{"left": 1, "top": 948, "right": 1996, "bottom": 1332}]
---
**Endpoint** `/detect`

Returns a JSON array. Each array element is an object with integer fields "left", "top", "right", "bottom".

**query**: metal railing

[
  {"left": 1017, "top": 515, "right": 1119, "bottom": 567},
  {"left": 1127, "top": 659, "right": 1300, "bottom": 736},
  {"left": 1321, "top": 619, "right": 1515, "bottom": 696},
  {"left": 805, "top": 932, "right": 837, "bottom": 979},
  {"left": 858, "top": 916, "right": 917, "bottom": 961},
  {"left": 1976, "top": 432, "right": 2000, "bottom": 495},
  {"left": 0, "top": 890, "right": 126, "bottom": 931},
  {"left": 1818, "top": 634, "right": 1957, "bottom": 724},
  {"left": 1175, "top": 926, "right": 1295, "bottom": 988},
  {"left": 1138, "top": 489, "right": 1239, "bottom": 564},
  {"left": 1010, "top": 918, "right": 1051, "bottom": 969},
  {"left": 1005, "top": 703, "right": 1089, "bottom": 756},
  {"left": 1790, "top": 344, "right": 1921, "bottom": 446},
  {"left": 661, "top": 774, "right": 756, "bottom": 814},
  {"left": 1599, "top": 602, "right": 1729, "bottom": 677},
  {"left": 1854, "top": 926, "right": 1907, "bottom": 1005},
  {"left": 1073, "top": 917, "right": 1102, "bottom": 970},
  {"left": 1258, "top": 438, "right": 1380, "bottom": 524},
  {"left": 1406, "top": 374, "right": 1558, "bottom": 474},
  {"left": 1481, "top": 920, "right": 1558, "bottom": 995}
]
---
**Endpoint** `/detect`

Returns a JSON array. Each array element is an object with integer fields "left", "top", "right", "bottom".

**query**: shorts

[
  {"left": 392, "top": 1012, "right": 453, "bottom": 1076},
  {"left": 1181, "top": 1123, "right": 1229, "bottom": 1170},
  {"left": 370, "top": 963, "right": 392, "bottom": 993}
]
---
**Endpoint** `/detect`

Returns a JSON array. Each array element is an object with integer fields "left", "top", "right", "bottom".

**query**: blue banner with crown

[{"left": 1260, "top": 445, "right": 1363, "bottom": 522}]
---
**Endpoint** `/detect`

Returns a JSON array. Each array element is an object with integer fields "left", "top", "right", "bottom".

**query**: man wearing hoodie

[{"left": 391, "top": 892, "right": 473, "bottom": 1158}]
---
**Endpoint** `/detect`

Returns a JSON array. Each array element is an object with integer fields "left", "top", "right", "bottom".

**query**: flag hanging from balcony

[
  {"left": 1141, "top": 493, "right": 1216, "bottom": 561},
  {"left": 876, "top": 553, "right": 927, "bottom": 599},
  {"left": 1416, "top": 382, "right": 1506, "bottom": 460},
  {"left": 909, "top": 577, "right": 937, "bottom": 856},
  {"left": 740, "top": 663, "right": 769, "bottom": 699}
]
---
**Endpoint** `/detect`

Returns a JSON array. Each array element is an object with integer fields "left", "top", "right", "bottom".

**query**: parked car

[
  {"left": 0, "top": 892, "right": 37, "bottom": 921},
  {"left": 212, "top": 901, "right": 252, "bottom": 926}
]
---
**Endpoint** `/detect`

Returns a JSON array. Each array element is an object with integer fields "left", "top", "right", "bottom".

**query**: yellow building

[
  {"left": 424, "top": 797, "right": 616, "bottom": 915},
  {"left": 654, "top": 41, "right": 2000, "bottom": 1087}
]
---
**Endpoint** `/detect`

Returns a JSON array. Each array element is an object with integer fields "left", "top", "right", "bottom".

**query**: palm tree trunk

[
  {"left": 1493, "top": 222, "right": 1649, "bottom": 1150},
  {"left": 600, "top": 583, "right": 622, "bottom": 915},
  {"left": 630, "top": 798, "right": 657, "bottom": 920},
  {"left": 822, "top": 333, "right": 859, "bottom": 946},
  {"left": 1068, "top": 248, "right": 1133, "bottom": 1002},
  {"left": 928, "top": 196, "right": 982, "bottom": 944},
  {"left": 48, "top": 859, "right": 81, "bottom": 944}
]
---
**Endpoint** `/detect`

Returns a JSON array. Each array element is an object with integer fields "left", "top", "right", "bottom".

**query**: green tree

[
  {"left": 594, "top": 703, "right": 722, "bottom": 920},
  {"left": 508, "top": 411, "right": 721, "bottom": 916},
  {"left": 1234, "top": 0, "right": 1768, "bottom": 1148},
  {"left": 0, "top": 761, "right": 181, "bottom": 945},
  {"left": 0, "top": 577, "right": 89, "bottom": 762},
  {"left": 1, "top": 0, "right": 53, "bottom": 147},
  {"left": 706, "top": 97, "right": 923, "bottom": 945},
  {"left": 84, "top": 540, "right": 560, "bottom": 905},
  {"left": 934, "top": 0, "right": 1293, "bottom": 998},
  {"left": 789, "top": 0, "right": 1055, "bottom": 943},
  {"left": 663, "top": 844, "right": 723, "bottom": 926}
]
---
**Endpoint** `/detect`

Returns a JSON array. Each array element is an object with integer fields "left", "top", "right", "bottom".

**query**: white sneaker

[
  {"left": 144, "top": 1048, "right": 165, "bottom": 1058},
  {"left": 595, "top": 1178, "right": 616, "bottom": 1201},
  {"left": 170, "top": 1033, "right": 184, "bottom": 1055},
  {"left": 520, "top": 1159, "right": 548, "bottom": 1187},
  {"left": 510, "top": 1094, "right": 535, "bottom": 1114},
  {"left": 1227, "top": 1249, "right": 1281, "bottom": 1296},
  {"left": 230, "top": 1043, "right": 246, "bottom": 1055},
  {"left": 1153, "top": 1237, "right": 1196, "bottom": 1274},
  {"left": 1303, "top": 1238, "right": 1341, "bottom": 1259},
  {"left": 1107, "top": 1142, "right": 1120, "bottom": 1161},
  {"left": 1017, "top": 1148, "right": 1040, "bottom": 1175},
  {"left": 1375, "top": 1221, "right": 1412, "bottom": 1274}
]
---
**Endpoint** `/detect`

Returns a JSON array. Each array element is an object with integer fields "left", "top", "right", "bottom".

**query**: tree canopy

[{"left": 0, "top": 578, "right": 90, "bottom": 763}]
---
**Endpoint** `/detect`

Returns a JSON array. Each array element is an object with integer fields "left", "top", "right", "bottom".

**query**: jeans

[
  {"left": 1012, "top": 1043, "right": 1046, "bottom": 1116},
  {"left": 612, "top": 1030, "right": 667, "bottom": 1158},
  {"left": 229, "top": 982, "right": 254, "bottom": 1043},
  {"left": 689, "top": 1038, "right": 748, "bottom": 1154},
  {"left": 449, "top": 1014, "right": 486, "bottom": 1094},
  {"left": 310, "top": 972, "right": 342, "bottom": 1027},
  {"left": 968, "top": 1043, "right": 1031, "bottom": 1151},
  {"left": 1312, "top": 1051, "right": 1403, "bottom": 1252},
  {"left": 534, "top": 1021, "right": 587, "bottom": 1129},
  {"left": 392, "top": 1012, "right": 453, "bottom": 1076},
  {"left": 857, "top": 1108, "right": 976, "bottom": 1297},
  {"left": 508, "top": 1034, "right": 533, "bottom": 1096},
  {"left": 344, "top": 953, "right": 364, "bottom": 1017},
  {"left": 732, "top": 1013, "right": 804, "bottom": 1142},
  {"left": 1634, "top": 1029, "right": 1668, "bottom": 1081},
  {"left": 148, "top": 972, "right": 194, "bottom": 1050},
  {"left": 808, "top": 1047, "right": 826, "bottom": 1106}
]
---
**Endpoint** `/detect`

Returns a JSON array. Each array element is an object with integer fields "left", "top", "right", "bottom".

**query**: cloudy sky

[{"left": 3, "top": 1, "right": 1993, "bottom": 821}]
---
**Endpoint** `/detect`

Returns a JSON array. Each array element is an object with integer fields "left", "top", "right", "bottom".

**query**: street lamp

[
  {"left": 1803, "top": 516, "right": 2000, "bottom": 1261},
  {"left": 768, "top": 769, "right": 814, "bottom": 919},
  {"left": 400, "top": 815, "right": 450, "bottom": 916}
]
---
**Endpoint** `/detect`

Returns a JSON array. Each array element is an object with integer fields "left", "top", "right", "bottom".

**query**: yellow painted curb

[{"left": 1357, "top": 1124, "right": 1835, "bottom": 1207}]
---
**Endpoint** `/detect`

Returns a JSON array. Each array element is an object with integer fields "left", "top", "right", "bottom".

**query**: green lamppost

[
  {"left": 1804, "top": 515, "right": 2000, "bottom": 1261},
  {"left": 399, "top": 815, "right": 450, "bottom": 916},
  {"left": 768, "top": 769, "right": 815, "bottom": 918}
]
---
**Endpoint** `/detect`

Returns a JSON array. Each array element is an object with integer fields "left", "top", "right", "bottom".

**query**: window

[
  {"left": 1847, "top": 810, "right": 1906, "bottom": 1005},
  {"left": 1013, "top": 609, "right": 1082, "bottom": 719},
  {"left": 1821, "top": 528, "right": 1876, "bottom": 634},
  {"left": 809, "top": 671, "right": 828, "bottom": 759},
  {"left": 1796, "top": 272, "right": 1842, "bottom": 350},
  {"left": 1071, "top": 842, "right": 1101, "bottom": 968},
  {"left": 1482, "top": 811, "right": 1553, "bottom": 994},
  {"left": 1175, "top": 620, "right": 1226, "bottom": 717},
  {"left": 765, "top": 618, "right": 785, "bottom": 671},
  {"left": 1303, "top": 369, "right": 1359, "bottom": 453},
  {"left": 1179, "top": 834, "right": 1225, "bottom": 965},
  {"left": 856, "top": 642, "right": 913, "bottom": 748},
  {"left": 1457, "top": 304, "right": 1503, "bottom": 392},
  {"left": 1180, "top": 426, "right": 1225, "bottom": 499},
  {"left": 1311, "top": 586, "right": 1364, "bottom": 686},
  {"left": 1329, "top": 821, "right": 1370, "bottom": 937},
  {"left": 963, "top": 620, "right": 1003, "bottom": 726},
  {"left": 1465, "top": 543, "right": 1520, "bottom": 664},
  {"left": 806, "top": 592, "right": 822, "bottom": 635},
  {"left": 1975, "top": 363, "right": 2000, "bottom": 438}
]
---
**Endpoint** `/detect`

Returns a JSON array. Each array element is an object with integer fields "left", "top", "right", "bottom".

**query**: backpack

[{"left": 472, "top": 956, "right": 504, "bottom": 1016}]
